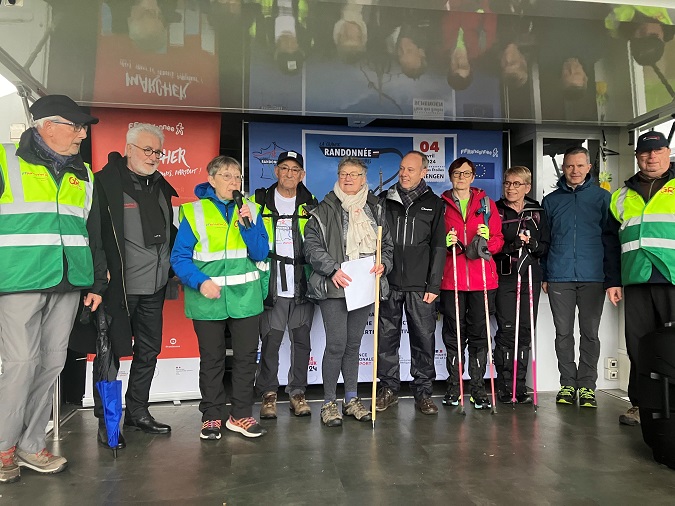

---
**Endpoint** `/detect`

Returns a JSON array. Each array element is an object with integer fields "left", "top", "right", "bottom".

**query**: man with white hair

[
  {"left": 91, "top": 123, "right": 177, "bottom": 447},
  {"left": 0, "top": 95, "right": 105, "bottom": 483}
]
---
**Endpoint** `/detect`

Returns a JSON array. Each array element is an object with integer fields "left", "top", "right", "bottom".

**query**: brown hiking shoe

[
  {"left": 260, "top": 392, "right": 277, "bottom": 419},
  {"left": 0, "top": 446, "right": 20, "bottom": 483},
  {"left": 619, "top": 406, "right": 640, "bottom": 426},
  {"left": 290, "top": 393, "right": 311, "bottom": 417},
  {"left": 343, "top": 397, "right": 372, "bottom": 422},
  {"left": 16, "top": 448, "right": 67, "bottom": 474},
  {"left": 416, "top": 397, "right": 439, "bottom": 415},
  {"left": 375, "top": 387, "right": 398, "bottom": 412},
  {"left": 320, "top": 401, "right": 342, "bottom": 427}
]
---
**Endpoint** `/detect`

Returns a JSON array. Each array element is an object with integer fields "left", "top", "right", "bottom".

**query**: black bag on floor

[{"left": 638, "top": 322, "right": 675, "bottom": 469}]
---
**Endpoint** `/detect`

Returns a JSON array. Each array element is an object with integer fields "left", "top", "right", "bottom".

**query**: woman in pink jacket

[{"left": 440, "top": 157, "right": 504, "bottom": 410}]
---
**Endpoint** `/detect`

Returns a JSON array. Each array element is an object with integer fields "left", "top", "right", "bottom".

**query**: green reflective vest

[
  {"left": 0, "top": 143, "right": 94, "bottom": 293},
  {"left": 610, "top": 180, "right": 675, "bottom": 285},
  {"left": 179, "top": 198, "right": 270, "bottom": 320},
  {"left": 605, "top": 6, "right": 672, "bottom": 34}
]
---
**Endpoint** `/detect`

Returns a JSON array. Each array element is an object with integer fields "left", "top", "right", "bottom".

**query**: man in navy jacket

[{"left": 542, "top": 146, "right": 621, "bottom": 408}]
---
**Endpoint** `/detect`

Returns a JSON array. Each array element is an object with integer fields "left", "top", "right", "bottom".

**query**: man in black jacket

[
  {"left": 93, "top": 123, "right": 177, "bottom": 447},
  {"left": 253, "top": 151, "right": 317, "bottom": 419},
  {"left": 376, "top": 151, "right": 446, "bottom": 415}
]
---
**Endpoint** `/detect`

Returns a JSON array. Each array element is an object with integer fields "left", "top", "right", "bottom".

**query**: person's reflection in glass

[{"left": 333, "top": 1, "right": 368, "bottom": 64}]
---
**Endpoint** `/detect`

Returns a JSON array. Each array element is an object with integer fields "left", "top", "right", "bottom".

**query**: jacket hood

[
  {"left": 195, "top": 181, "right": 218, "bottom": 200},
  {"left": 624, "top": 163, "right": 675, "bottom": 190},
  {"left": 555, "top": 173, "right": 594, "bottom": 192}
]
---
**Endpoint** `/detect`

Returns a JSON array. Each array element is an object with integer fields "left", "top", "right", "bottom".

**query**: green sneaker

[
  {"left": 556, "top": 386, "right": 576, "bottom": 405},
  {"left": 578, "top": 387, "right": 597, "bottom": 408}
]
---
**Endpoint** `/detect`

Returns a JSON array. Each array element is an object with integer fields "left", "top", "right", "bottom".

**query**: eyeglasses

[
  {"left": 278, "top": 165, "right": 303, "bottom": 175},
  {"left": 51, "top": 120, "right": 88, "bottom": 133},
  {"left": 338, "top": 172, "right": 364, "bottom": 179},
  {"left": 214, "top": 172, "right": 242, "bottom": 182},
  {"left": 451, "top": 170, "right": 473, "bottom": 179},
  {"left": 130, "top": 143, "right": 164, "bottom": 158},
  {"left": 503, "top": 181, "right": 528, "bottom": 188},
  {"left": 637, "top": 147, "right": 669, "bottom": 157}
]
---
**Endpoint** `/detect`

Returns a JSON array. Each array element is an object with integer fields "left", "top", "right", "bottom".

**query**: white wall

[{"left": 0, "top": 92, "right": 28, "bottom": 143}]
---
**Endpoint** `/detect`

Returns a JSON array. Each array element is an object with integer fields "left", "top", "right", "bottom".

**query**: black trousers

[
  {"left": 256, "top": 297, "right": 314, "bottom": 396},
  {"left": 440, "top": 289, "right": 496, "bottom": 392},
  {"left": 193, "top": 315, "right": 260, "bottom": 421},
  {"left": 624, "top": 284, "right": 675, "bottom": 406},
  {"left": 93, "top": 287, "right": 166, "bottom": 420},
  {"left": 495, "top": 276, "right": 540, "bottom": 396},
  {"left": 378, "top": 290, "right": 437, "bottom": 400}
]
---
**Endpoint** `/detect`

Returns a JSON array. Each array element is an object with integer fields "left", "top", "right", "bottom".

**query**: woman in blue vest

[
  {"left": 303, "top": 156, "right": 393, "bottom": 427},
  {"left": 171, "top": 156, "right": 270, "bottom": 440}
]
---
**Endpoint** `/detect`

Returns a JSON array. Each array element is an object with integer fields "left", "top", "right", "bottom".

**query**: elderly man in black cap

[
  {"left": 610, "top": 130, "right": 675, "bottom": 426},
  {"left": 0, "top": 95, "right": 105, "bottom": 483},
  {"left": 253, "top": 151, "right": 317, "bottom": 419}
]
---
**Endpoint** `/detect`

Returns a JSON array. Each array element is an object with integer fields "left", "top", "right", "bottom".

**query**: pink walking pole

[
  {"left": 511, "top": 254, "right": 522, "bottom": 407},
  {"left": 452, "top": 236, "right": 466, "bottom": 415},
  {"left": 528, "top": 264, "right": 538, "bottom": 412},
  {"left": 481, "top": 258, "right": 497, "bottom": 414}
]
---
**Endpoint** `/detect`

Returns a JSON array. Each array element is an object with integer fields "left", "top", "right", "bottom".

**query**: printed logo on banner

[
  {"left": 175, "top": 366, "right": 196, "bottom": 376},
  {"left": 251, "top": 142, "right": 292, "bottom": 180},
  {"left": 474, "top": 162, "right": 495, "bottom": 179},
  {"left": 460, "top": 147, "right": 500, "bottom": 158},
  {"left": 435, "top": 348, "right": 447, "bottom": 361}
]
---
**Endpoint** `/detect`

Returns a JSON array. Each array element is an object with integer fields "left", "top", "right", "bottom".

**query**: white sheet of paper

[{"left": 341, "top": 255, "right": 376, "bottom": 311}]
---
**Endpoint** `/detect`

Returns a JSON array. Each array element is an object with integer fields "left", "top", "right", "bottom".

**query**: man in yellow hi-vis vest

[
  {"left": 0, "top": 95, "right": 106, "bottom": 484},
  {"left": 610, "top": 131, "right": 675, "bottom": 427}
]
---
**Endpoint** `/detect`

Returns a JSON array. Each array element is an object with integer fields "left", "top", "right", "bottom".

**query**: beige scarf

[{"left": 333, "top": 181, "right": 377, "bottom": 261}]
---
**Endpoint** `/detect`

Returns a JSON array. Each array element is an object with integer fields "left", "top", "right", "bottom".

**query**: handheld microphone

[{"left": 232, "top": 190, "right": 251, "bottom": 229}]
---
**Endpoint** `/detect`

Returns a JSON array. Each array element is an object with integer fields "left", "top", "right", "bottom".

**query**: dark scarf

[
  {"left": 397, "top": 179, "right": 428, "bottom": 209},
  {"left": 32, "top": 128, "right": 75, "bottom": 174},
  {"left": 118, "top": 162, "right": 167, "bottom": 247}
]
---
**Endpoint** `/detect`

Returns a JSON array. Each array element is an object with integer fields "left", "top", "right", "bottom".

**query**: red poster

[{"left": 90, "top": 107, "right": 220, "bottom": 205}]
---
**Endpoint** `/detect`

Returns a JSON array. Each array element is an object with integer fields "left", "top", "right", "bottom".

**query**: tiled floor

[{"left": 3, "top": 386, "right": 675, "bottom": 505}]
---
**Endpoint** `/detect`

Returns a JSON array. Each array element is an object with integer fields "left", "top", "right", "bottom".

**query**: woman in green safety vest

[{"left": 171, "top": 156, "right": 270, "bottom": 441}]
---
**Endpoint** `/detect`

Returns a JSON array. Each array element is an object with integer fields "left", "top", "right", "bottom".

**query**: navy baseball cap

[
  {"left": 277, "top": 151, "right": 304, "bottom": 168},
  {"left": 636, "top": 131, "right": 669, "bottom": 153},
  {"left": 30, "top": 94, "right": 99, "bottom": 125}
]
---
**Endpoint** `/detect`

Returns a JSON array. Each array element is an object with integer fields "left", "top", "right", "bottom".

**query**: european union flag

[{"left": 474, "top": 162, "right": 495, "bottom": 179}]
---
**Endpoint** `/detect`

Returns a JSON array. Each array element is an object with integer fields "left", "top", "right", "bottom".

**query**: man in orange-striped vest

[{"left": 0, "top": 95, "right": 106, "bottom": 484}]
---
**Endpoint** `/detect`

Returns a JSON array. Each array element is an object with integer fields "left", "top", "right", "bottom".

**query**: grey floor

[{"left": 3, "top": 387, "right": 675, "bottom": 506}]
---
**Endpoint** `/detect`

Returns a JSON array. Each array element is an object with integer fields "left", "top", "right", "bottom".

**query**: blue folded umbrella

[{"left": 96, "top": 379, "right": 123, "bottom": 458}]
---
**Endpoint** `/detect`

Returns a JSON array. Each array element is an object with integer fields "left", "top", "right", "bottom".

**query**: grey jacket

[{"left": 303, "top": 191, "right": 393, "bottom": 301}]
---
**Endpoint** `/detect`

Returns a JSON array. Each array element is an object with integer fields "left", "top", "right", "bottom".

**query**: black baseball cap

[
  {"left": 277, "top": 151, "right": 304, "bottom": 168},
  {"left": 636, "top": 131, "right": 669, "bottom": 153},
  {"left": 30, "top": 95, "right": 99, "bottom": 125}
]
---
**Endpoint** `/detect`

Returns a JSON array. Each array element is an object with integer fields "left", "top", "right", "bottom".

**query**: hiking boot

[
  {"left": 470, "top": 395, "right": 492, "bottom": 410},
  {"left": 619, "top": 406, "right": 640, "bottom": 426},
  {"left": 200, "top": 420, "right": 222, "bottom": 440},
  {"left": 320, "top": 401, "right": 343, "bottom": 427},
  {"left": 578, "top": 387, "right": 597, "bottom": 408},
  {"left": 226, "top": 416, "right": 267, "bottom": 438},
  {"left": 556, "top": 386, "right": 576, "bottom": 405},
  {"left": 497, "top": 390, "right": 513, "bottom": 404},
  {"left": 0, "top": 446, "right": 20, "bottom": 484},
  {"left": 416, "top": 397, "right": 439, "bottom": 415},
  {"left": 16, "top": 448, "right": 67, "bottom": 474},
  {"left": 442, "top": 384, "right": 460, "bottom": 406},
  {"left": 290, "top": 393, "right": 311, "bottom": 417},
  {"left": 343, "top": 397, "right": 372, "bottom": 422},
  {"left": 375, "top": 387, "right": 398, "bottom": 412},
  {"left": 516, "top": 392, "right": 533, "bottom": 404},
  {"left": 260, "top": 392, "right": 277, "bottom": 419}
]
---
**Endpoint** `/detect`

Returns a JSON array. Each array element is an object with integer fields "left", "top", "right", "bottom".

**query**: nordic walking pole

[
  {"left": 528, "top": 263, "right": 538, "bottom": 413},
  {"left": 512, "top": 244, "right": 523, "bottom": 408},
  {"left": 451, "top": 229, "right": 466, "bottom": 415},
  {"left": 371, "top": 226, "right": 383, "bottom": 429},
  {"left": 481, "top": 258, "right": 497, "bottom": 414}
]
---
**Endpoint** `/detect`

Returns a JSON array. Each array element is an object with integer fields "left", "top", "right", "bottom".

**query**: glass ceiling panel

[{"left": 0, "top": 0, "right": 673, "bottom": 126}]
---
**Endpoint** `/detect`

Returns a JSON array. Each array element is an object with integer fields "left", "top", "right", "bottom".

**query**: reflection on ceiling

[{"left": 0, "top": 0, "right": 673, "bottom": 126}]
